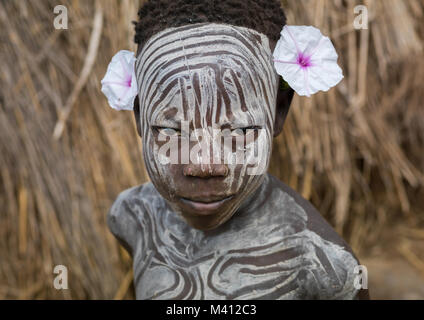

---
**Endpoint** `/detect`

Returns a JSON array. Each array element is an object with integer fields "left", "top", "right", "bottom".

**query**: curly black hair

[{"left": 134, "top": 0, "right": 286, "bottom": 50}]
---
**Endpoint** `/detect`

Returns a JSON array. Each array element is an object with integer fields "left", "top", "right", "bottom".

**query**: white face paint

[{"left": 135, "top": 23, "right": 279, "bottom": 229}]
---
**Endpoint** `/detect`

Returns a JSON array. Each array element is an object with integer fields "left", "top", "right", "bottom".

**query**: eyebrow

[{"left": 221, "top": 121, "right": 265, "bottom": 130}]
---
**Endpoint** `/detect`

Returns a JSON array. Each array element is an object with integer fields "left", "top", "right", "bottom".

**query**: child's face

[{"left": 135, "top": 24, "right": 280, "bottom": 230}]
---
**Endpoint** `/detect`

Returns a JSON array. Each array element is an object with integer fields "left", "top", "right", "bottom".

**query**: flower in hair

[
  {"left": 101, "top": 50, "right": 138, "bottom": 110},
  {"left": 273, "top": 26, "right": 344, "bottom": 97}
]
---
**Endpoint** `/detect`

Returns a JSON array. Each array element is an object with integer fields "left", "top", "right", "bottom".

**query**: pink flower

[
  {"left": 101, "top": 50, "right": 138, "bottom": 111},
  {"left": 273, "top": 26, "right": 344, "bottom": 97}
]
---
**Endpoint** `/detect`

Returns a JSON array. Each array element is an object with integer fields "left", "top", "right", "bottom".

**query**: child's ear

[
  {"left": 273, "top": 84, "right": 294, "bottom": 137},
  {"left": 133, "top": 95, "right": 142, "bottom": 137}
]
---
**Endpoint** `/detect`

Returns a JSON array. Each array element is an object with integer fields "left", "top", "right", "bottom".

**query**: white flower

[
  {"left": 273, "top": 25, "right": 344, "bottom": 97},
  {"left": 101, "top": 50, "right": 138, "bottom": 111}
]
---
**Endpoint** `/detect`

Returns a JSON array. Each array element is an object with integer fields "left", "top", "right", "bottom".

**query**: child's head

[
  {"left": 134, "top": 0, "right": 286, "bottom": 51},
  {"left": 132, "top": 0, "right": 294, "bottom": 230}
]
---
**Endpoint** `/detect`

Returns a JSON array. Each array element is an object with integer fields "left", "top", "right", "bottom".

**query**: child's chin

[{"left": 178, "top": 203, "right": 238, "bottom": 230}]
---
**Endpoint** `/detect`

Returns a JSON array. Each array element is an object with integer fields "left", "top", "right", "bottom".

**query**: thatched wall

[{"left": 1, "top": 0, "right": 423, "bottom": 299}]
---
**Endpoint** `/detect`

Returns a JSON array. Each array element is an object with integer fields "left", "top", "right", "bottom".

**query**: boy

[{"left": 108, "top": 0, "right": 368, "bottom": 300}]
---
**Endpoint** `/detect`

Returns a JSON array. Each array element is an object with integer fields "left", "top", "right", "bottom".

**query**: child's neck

[{"left": 235, "top": 173, "right": 270, "bottom": 217}]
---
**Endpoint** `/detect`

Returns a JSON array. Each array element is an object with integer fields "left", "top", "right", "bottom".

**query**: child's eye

[
  {"left": 221, "top": 127, "right": 261, "bottom": 137},
  {"left": 230, "top": 129, "right": 245, "bottom": 137},
  {"left": 231, "top": 127, "right": 261, "bottom": 137},
  {"left": 156, "top": 127, "right": 181, "bottom": 136},
  {"left": 222, "top": 129, "right": 244, "bottom": 137}
]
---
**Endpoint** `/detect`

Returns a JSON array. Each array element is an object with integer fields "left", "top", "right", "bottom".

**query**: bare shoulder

[
  {"left": 267, "top": 174, "right": 369, "bottom": 299},
  {"left": 107, "top": 183, "right": 159, "bottom": 255},
  {"left": 268, "top": 174, "right": 354, "bottom": 255}
]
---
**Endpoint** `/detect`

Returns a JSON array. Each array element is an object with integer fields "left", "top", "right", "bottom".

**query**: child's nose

[{"left": 183, "top": 164, "right": 229, "bottom": 178}]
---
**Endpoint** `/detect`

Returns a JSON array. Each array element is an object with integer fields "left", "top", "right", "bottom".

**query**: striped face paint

[{"left": 135, "top": 23, "right": 279, "bottom": 230}]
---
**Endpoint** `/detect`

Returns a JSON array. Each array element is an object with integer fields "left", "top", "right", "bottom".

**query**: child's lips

[{"left": 179, "top": 195, "right": 235, "bottom": 215}]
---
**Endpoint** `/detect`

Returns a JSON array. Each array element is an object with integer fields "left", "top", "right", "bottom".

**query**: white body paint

[
  {"left": 108, "top": 174, "right": 360, "bottom": 299},
  {"left": 106, "top": 23, "right": 362, "bottom": 300}
]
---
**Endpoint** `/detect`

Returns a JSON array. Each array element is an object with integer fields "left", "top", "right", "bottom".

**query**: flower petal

[
  {"left": 273, "top": 25, "right": 344, "bottom": 97},
  {"left": 308, "top": 60, "right": 344, "bottom": 94},
  {"left": 101, "top": 50, "right": 138, "bottom": 111}
]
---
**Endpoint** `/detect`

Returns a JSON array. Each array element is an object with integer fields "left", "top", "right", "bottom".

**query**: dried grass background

[{"left": 0, "top": 0, "right": 423, "bottom": 299}]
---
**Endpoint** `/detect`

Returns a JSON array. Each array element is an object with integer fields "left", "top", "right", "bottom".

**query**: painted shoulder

[
  {"left": 107, "top": 183, "right": 159, "bottom": 255},
  {"left": 266, "top": 174, "right": 363, "bottom": 299},
  {"left": 267, "top": 174, "right": 355, "bottom": 255}
]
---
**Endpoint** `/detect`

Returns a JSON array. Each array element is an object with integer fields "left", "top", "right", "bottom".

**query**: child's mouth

[{"left": 179, "top": 195, "right": 235, "bottom": 215}]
